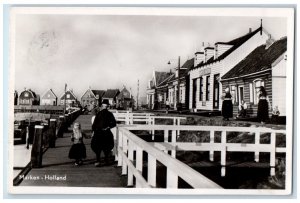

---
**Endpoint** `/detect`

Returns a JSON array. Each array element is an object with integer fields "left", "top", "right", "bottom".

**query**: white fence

[
  {"left": 114, "top": 124, "right": 286, "bottom": 188},
  {"left": 116, "top": 126, "right": 222, "bottom": 189}
]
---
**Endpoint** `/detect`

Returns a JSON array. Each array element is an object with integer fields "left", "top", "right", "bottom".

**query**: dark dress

[
  {"left": 257, "top": 93, "right": 269, "bottom": 122},
  {"left": 91, "top": 109, "right": 116, "bottom": 155},
  {"left": 68, "top": 139, "right": 86, "bottom": 160},
  {"left": 222, "top": 92, "right": 233, "bottom": 119}
]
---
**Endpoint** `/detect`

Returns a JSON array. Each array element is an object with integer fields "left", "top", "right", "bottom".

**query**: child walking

[{"left": 68, "top": 122, "right": 86, "bottom": 166}]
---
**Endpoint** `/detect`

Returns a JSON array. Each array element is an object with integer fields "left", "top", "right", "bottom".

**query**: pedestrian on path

[
  {"left": 221, "top": 87, "right": 233, "bottom": 121},
  {"left": 91, "top": 99, "right": 116, "bottom": 167},
  {"left": 257, "top": 86, "right": 269, "bottom": 124},
  {"left": 68, "top": 122, "right": 86, "bottom": 166}
]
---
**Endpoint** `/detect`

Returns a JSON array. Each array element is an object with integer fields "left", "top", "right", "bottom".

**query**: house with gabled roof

[
  {"left": 221, "top": 36, "right": 287, "bottom": 117},
  {"left": 81, "top": 88, "right": 106, "bottom": 111},
  {"left": 19, "top": 88, "right": 39, "bottom": 105},
  {"left": 116, "top": 86, "right": 133, "bottom": 110},
  {"left": 60, "top": 89, "right": 77, "bottom": 107},
  {"left": 41, "top": 89, "right": 58, "bottom": 106},
  {"left": 189, "top": 22, "right": 270, "bottom": 112},
  {"left": 102, "top": 89, "right": 120, "bottom": 108},
  {"left": 146, "top": 71, "right": 173, "bottom": 109}
]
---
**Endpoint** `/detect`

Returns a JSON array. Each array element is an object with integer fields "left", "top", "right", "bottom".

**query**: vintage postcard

[{"left": 7, "top": 6, "right": 294, "bottom": 195}]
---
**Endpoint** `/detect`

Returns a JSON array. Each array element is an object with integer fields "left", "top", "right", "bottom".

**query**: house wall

[
  {"left": 41, "top": 99, "right": 57, "bottom": 105},
  {"left": 272, "top": 57, "right": 286, "bottom": 116},
  {"left": 221, "top": 72, "right": 272, "bottom": 118}
]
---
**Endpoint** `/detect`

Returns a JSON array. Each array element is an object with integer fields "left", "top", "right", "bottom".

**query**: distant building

[
  {"left": 146, "top": 71, "right": 173, "bottom": 109},
  {"left": 19, "top": 88, "right": 39, "bottom": 105},
  {"left": 102, "top": 89, "right": 120, "bottom": 108},
  {"left": 165, "top": 57, "right": 194, "bottom": 110},
  {"left": 221, "top": 36, "right": 287, "bottom": 117},
  {"left": 116, "top": 87, "right": 133, "bottom": 110},
  {"left": 14, "top": 90, "right": 18, "bottom": 105},
  {"left": 41, "top": 89, "right": 58, "bottom": 106},
  {"left": 81, "top": 88, "right": 106, "bottom": 111},
  {"left": 60, "top": 90, "right": 77, "bottom": 107}
]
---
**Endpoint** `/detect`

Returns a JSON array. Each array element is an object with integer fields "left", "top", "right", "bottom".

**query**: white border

[{"left": 7, "top": 6, "right": 295, "bottom": 195}]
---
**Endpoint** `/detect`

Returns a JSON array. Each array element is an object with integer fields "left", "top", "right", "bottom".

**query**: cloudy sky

[{"left": 13, "top": 11, "right": 287, "bottom": 102}]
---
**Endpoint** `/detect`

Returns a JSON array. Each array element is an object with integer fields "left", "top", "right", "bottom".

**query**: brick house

[{"left": 81, "top": 88, "right": 106, "bottom": 111}]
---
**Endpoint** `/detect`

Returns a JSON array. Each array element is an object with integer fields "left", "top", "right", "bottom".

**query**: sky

[{"left": 13, "top": 12, "right": 287, "bottom": 102}]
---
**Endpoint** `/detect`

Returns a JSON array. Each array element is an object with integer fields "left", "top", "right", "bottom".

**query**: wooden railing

[
  {"left": 116, "top": 126, "right": 222, "bottom": 189},
  {"left": 115, "top": 124, "right": 286, "bottom": 188}
]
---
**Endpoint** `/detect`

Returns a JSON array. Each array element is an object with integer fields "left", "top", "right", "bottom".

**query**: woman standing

[
  {"left": 257, "top": 86, "right": 269, "bottom": 124},
  {"left": 222, "top": 87, "right": 233, "bottom": 121}
]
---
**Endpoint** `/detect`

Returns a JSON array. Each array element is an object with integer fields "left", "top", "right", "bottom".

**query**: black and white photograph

[{"left": 7, "top": 6, "right": 294, "bottom": 195}]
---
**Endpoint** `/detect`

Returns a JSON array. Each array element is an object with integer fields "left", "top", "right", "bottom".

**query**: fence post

[
  {"left": 209, "top": 130, "right": 214, "bottom": 161},
  {"left": 122, "top": 135, "right": 128, "bottom": 175},
  {"left": 270, "top": 132, "right": 276, "bottom": 176},
  {"left": 49, "top": 119, "right": 57, "bottom": 148},
  {"left": 125, "top": 111, "right": 130, "bottom": 125},
  {"left": 255, "top": 131, "right": 260, "bottom": 162},
  {"left": 136, "top": 146, "right": 143, "bottom": 188},
  {"left": 177, "top": 118, "right": 180, "bottom": 136},
  {"left": 148, "top": 154, "right": 156, "bottom": 187},
  {"left": 31, "top": 125, "right": 44, "bottom": 168},
  {"left": 167, "top": 168, "right": 178, "bottom": 188},
  {"left": 151, "top": 117, "right": 155, "bottom": 137},
  {"left": 164, "top": 130, "right": 168, "bottom": 154},
  {"left": 117, "top": 129, "right": 123, "bottom": 167},
  {"left": 127, "top": 141, "right": 134, "bottom": 187},
  {"left": 221, "top": 131, "right": 227, "bottom": 177},
  {"left": 57, "top": 115, "right": 65, "bottom": 138},
  {"left": 171, "top": 130, "right": 176, "bottom": 158}
]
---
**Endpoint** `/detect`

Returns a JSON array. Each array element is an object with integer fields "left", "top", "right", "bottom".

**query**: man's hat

[{"left": 101, "top": 99, "right": 110, "bottom": 105}]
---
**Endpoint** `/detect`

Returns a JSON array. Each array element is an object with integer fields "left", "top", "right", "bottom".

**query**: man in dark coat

[{"left": 91, "top": 99, "right": 116, "bottom": 167}]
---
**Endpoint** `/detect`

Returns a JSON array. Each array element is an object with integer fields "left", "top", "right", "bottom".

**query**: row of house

[
  {"left": 14, "top": 87, "right": 134, "bottom": 111},
  {"left": 147, "top": 22, "right": 287, "bottom": 117}
]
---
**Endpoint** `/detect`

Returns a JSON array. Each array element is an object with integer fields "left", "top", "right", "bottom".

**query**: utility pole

[
  {"left": 63, "top": 83, "right": 67, "bottom": 118},
  {"left": 137, "top": 79, "right": 139, "bottom": 110},
  {"left": 176, "top": 56, "right": 181, "bottom": 111}
]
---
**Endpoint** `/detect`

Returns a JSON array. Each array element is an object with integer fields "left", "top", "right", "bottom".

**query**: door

[
  {"left": 192, "top": 79, "right": 197, "bottom": 108},
  {"left": 213, "top": 74, "right": 220, "bottom": 109},
  {"left": 238, "top": 86, "right": 244, "bottom": 104}
]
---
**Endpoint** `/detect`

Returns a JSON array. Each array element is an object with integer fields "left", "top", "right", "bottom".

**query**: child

[
  {"left": 68, "top": 122, "right": 86, "bottom": 166},
  {"left": 271, "top": 106, "right": 280, "bottom": 124}
]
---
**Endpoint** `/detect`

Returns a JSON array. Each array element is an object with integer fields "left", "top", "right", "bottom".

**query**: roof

[
  {"left": 60, "top": 90, "right": 77, "bottom": 100},
  {"left": 91, "top": 90, "right": 106, "bottom": 97},
  {"left": 192, "top": 26, "right": 262, "bottom": 70},
  {"left": 19, "top": 89, "right": 37, "bottom": 99},
  {"left": 117, "top": 87, "right": 131, "bottom": 99},
  {"left": 41, "top": 89, "right": 57, "bottom": 99},
  {"left": 155, "top": 71, "right": 173, "bottom": 86},
  {"left": 165, "top": 58, "right": 195, "bottom": 84},
  {"left": 103, "top": 89, "right": 120, "bottom": 98},
  {"left": 221, "top": 37, "right": 287, "bottom": 80}
]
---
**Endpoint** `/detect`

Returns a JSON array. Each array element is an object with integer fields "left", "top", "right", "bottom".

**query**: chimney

[
  {"left": 249, "top": 28, "right": 252, "bottom": 33},
  {"left": 265, "top": 34, "right": 275, "bottom": 49},
  {"left": 204, "top": 47, "right": 214, "bottom": 62}
]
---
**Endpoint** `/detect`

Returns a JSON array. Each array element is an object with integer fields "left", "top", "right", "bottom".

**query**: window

[
  {"left": 24, "top": 93, "right": 29, "bottom": 97},
  {"left": 230, "top": 85, "right": 237, "bottom": 104},
  {"left": 199, "top": 77, "right": 203, "bottom": 101},
  {"left": 253, "top": 79, "right": 265, "bottom": 104},
  {"left": 66, "top": 94, "right": 70, "bottom": 99},
  {"left": 206, "top": 76, "right": 210, "bottom": 101},
  {"left": 249, "top": 83, "right": 253, "bottom": 103}
]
